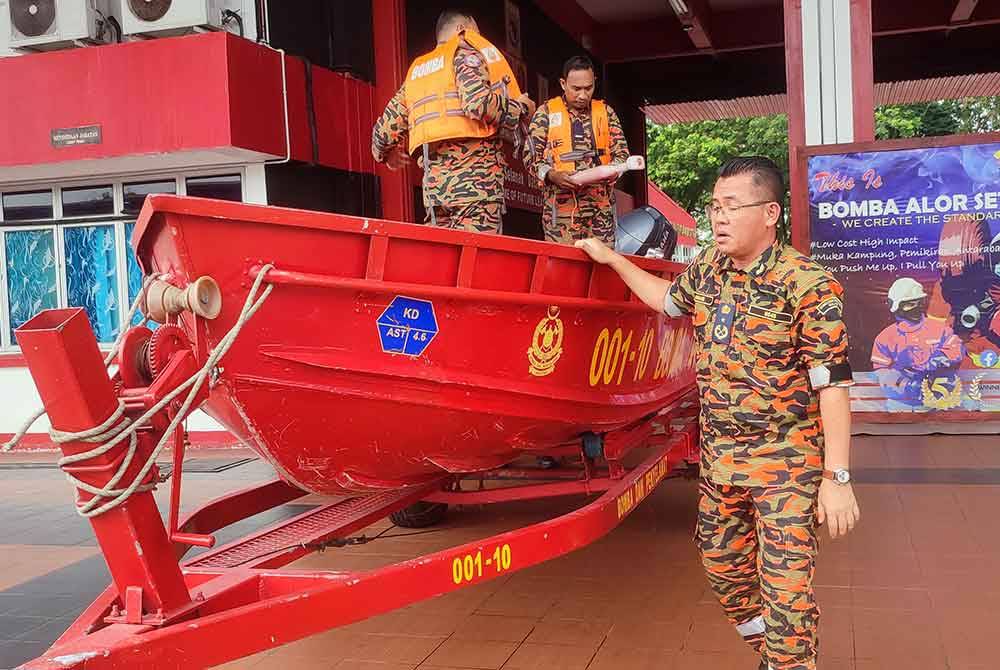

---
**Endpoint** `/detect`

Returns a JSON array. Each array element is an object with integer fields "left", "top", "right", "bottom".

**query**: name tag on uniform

[
  {"left": 712, "top": 302, "right": 735, "bottom": 344},
  {"left": 747, "top": 304, "right": 793, "bottom": 323},
  {"left": 693, "top": 292, "right": 714, "bottom": 305}
]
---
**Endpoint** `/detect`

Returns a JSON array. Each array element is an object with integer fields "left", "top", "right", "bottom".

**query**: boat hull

[{"left": 135, "top": 196, "right": 696, "bottom": 494}]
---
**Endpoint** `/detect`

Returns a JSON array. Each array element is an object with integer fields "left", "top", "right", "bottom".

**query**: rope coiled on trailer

[
  {"left": 1, "top": 275, "right": 161, "bottom": 455},
  {"left": 2, "top": 266, "right": 274, "bottom": 518}
]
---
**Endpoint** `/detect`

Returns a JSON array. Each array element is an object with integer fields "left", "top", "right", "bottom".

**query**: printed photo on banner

[
  {"left": 505, "top": 0, "right": 522, "bottom": 59},
  {"left": 808, "top": 140, "right": 1000, "bottom": 415}
]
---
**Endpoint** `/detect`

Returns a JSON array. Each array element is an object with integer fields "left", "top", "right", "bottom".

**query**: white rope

[
  {"left": 4, "top": 266, "right": 274, "bottom": 519},
  {"left": 1, "top": 275, "right": 160, "bottom": 454}
]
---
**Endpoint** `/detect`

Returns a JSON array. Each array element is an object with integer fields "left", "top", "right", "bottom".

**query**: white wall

[{"left": 1, "top": 366, "right": 223, "bottom": 435}]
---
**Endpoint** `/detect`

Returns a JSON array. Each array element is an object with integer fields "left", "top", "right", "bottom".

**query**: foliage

[{"left": 646, "top": 114, "right": 790, "bottom": 242}]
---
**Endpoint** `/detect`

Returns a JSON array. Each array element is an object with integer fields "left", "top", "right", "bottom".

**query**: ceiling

[
  {"left": 569, "top": 0, "right": 1000, "bottom": 111},
  {"left": 575, "top": 0, "right": 777, "bottom": 23}
]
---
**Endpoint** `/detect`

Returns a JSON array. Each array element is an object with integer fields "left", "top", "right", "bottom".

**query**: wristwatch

[{"left": 822, "top": 468, "right": 851, "bottom": 485}]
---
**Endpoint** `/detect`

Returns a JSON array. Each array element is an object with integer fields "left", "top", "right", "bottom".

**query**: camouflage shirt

[
  {"left": 371, "top": 42, "right": 525, "bottom": 208},
  {"left": 522, "top": 99, "right": 630, "bottom": 209},
  {"left": 666, "top": 243, "right": 852, "bottom": 488}
]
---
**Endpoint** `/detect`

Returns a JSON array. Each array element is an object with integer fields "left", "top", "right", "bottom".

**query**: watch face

[{"left": 835, "top": 470, "right": 851, "bottom": 484}]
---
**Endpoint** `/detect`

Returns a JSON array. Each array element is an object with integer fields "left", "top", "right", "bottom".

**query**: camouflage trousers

[
  {"left": 541, "top": 191, "right": 615, "bottom": 246},
  {"left": 696, "top": 478, "right": 820, "bottom": 670},
  {"left": 425, "top": 202, "right": 502, "bottom": 234}
]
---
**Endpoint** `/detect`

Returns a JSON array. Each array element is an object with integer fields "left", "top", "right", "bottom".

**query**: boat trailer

[{"left": 13, "top": 306, "right": 698, "bottom": 669}]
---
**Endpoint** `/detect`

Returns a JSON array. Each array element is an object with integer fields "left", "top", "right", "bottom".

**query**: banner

[
  {"left": 503, "top": 142, "right": 543, "bottom": 213},
  {"left": 808, "top": 141, "right": 1000, "bottom": 414}
]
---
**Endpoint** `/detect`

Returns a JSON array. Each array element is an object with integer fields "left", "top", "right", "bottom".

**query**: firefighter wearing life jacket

[
  {"left": 872, "top": 277, "right": 964, "bottom": 408},
  {"left": 371, "top": 9, "right": 535, "bottom": 233},
  {"left": 523, "top": 55, "right": 630, "bottom": 246}
]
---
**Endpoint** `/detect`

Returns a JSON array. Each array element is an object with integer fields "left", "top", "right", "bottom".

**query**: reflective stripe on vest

[{"left": 545, "top": 96, "right": 611, "bottom": 173}]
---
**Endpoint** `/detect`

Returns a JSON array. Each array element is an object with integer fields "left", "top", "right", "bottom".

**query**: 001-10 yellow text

[
  {"left": 451, "top": 544, "right": 512, "bottom": 585},
  {"left": 589, "top": 327, "right": 685, "bottom": 387}
]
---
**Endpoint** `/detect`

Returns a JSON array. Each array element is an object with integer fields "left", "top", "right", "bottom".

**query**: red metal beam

[
  {"left": 372, "top": 0, "right": 415, "bottom": 223},
  {"left": 783, "top": 0, "right": 809, "bottom": 255},
  {"left": 951, "top": 0, "right": 980, "bottom": 24},
  {"left": 851, "top": 0, "right": 875, "bottom": 142},
  {"left": 15, "top": 309, "right": 193, "bottom": 621}
]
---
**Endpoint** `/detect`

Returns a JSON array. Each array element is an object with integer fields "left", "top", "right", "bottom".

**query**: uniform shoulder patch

[
  {"left": 462, "top": 54, "right": 481, "bottom": 68},
  {"left": 816, "top": 296, "right": 844, "bottom": 321}
]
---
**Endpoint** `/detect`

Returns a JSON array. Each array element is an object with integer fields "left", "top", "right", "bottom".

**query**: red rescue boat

[{"left": 132, "top": 195, "right": 697, "bottom": 494}]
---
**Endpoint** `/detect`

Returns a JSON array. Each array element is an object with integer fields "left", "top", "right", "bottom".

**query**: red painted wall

[
  {"left": 0, "top": 33, "right": 233, "bottom": 167},
  {"left": 0, "top": 32, "right": 377, "bottom": 175},
  {"left": 225, "top": 34, "right": 293, "bottom": 160},
  {"left": 312, "top": 67, "right": 376, "bottom": 175}
]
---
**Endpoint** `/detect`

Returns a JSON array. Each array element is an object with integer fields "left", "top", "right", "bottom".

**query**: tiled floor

[{"left": 2, "top": 435, "right": 999, "bottom": 669}]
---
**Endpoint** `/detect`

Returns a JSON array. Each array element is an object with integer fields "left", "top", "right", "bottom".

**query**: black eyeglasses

[{"left": 704, "top": 201, "right": 775, "bottom": 220}]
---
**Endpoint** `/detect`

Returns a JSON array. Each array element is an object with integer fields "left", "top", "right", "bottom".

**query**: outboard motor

[{"left": 615, "top": 205, "right": 678, "bottom": 259}]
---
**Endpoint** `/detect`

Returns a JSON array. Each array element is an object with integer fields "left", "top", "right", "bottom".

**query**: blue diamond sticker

[{"left": 377, "top": 296, "right": 439, "bottom": 357}]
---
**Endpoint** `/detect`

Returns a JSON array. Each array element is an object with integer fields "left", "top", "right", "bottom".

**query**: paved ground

[{"left": 2, "top": 434, "right": 999, "bottom": 669}]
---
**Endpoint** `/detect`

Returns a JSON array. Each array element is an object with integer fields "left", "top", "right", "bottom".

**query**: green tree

[
  {"left": 646, "top": 114, "right": 790, "bottom": 242},
  {"left": 874, "top": 101, "right": 961, "bottom": 139}
]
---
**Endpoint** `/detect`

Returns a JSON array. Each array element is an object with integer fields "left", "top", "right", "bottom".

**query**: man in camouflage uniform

[
  {"left": 576, "top": 157, "right": 860, "bottom": 670},
  {"left": 523, "top": 55, "right": 630, "bottom": 245},
  {"left": 371, "top": 9, "right": 534, "bottom": 233}
]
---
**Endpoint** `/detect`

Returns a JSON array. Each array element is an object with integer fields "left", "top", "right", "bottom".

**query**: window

[
  {"left": 124, "top": 221, "right": 145, "bottom": 326},
  {"left": 5, "top": 228, "right": 58, "bottom": 342},
  {"left": 3, "top": 190, "right": 53, "bottom": 222},
  {"left": 123, "top": 180, "right": 176, "bottom": 215},
  {"left": 186, "top": 174, "right": 242, "bottom": 202},
  {"left": 1, "top": 172, "right": 244, "bottom": 351},
  {"left": 63, "top": 224, "right": 121, "bottom": 342},
  {"left": 62, "top": 185, "right": 114, "bottom": 218}
]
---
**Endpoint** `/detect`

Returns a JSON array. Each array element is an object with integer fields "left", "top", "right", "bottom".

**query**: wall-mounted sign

[
  {"left": 51, "top": 125, "right": 102, "bottom": 148},
  {"left": 808, "top": 140, "right": 1000, "bottom": 414}
]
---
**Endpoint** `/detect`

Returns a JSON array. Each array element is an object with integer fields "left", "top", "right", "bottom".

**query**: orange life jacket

[
  {"left": 403, "top": 31, "right": 521, "bottom": 155},
  {"left": 545, "top": 96, "right": 611, "bottom": 173}
]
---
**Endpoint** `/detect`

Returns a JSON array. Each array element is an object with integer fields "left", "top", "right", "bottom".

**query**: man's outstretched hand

[{"left": 575, "top": 238, "right": 618, "bottom": 265}]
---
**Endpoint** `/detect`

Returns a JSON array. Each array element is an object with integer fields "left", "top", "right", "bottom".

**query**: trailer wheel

[{"left": 390, "top": 501, "right": 448, "bottom": 528}]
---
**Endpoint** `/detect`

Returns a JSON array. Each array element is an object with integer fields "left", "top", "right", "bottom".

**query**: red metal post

[
  {"left": 16, "top": 309, "right": 191, "bottom": 620},
  {"left": 850, "top": 0, "right": 875, "bottom": 142},
  {"left": 783, "top": 0, "right": 808, "bottom": 254},
  {"left": 372, "top": 0, "right": 415, "bottom": 223}
]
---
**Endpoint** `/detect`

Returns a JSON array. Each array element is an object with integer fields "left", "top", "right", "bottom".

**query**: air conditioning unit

[
  {"left": 7, "top": 0, "right": 116, "bottom": 51},
  {"left": 120, "top": 0, "right": 224, "bottom": 37}
]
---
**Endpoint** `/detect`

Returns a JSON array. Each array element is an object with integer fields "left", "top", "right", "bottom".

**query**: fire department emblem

[{"left": 528, "top": 306, "right": 564, "bottom": 377}]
